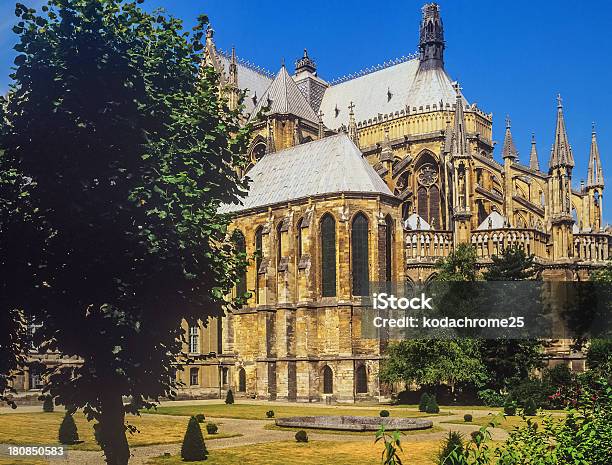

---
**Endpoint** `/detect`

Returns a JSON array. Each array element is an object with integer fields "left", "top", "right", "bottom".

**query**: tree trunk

[{"left": 99, "top": 391, "right": 130, "bottom": 465}]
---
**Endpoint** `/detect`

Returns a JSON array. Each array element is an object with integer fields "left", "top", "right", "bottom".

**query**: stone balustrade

[
  {"left": 573, "top": 233, "right": 610, "bottom": 262},
  {"left": 404, "top": 230, "right": 453, "bottom": 260},
  {"left": 470, "top": 228, "right": 549, "bottom": 259}
]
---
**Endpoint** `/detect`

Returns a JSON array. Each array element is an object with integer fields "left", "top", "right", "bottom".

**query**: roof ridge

[
  {"left": 328, "top": 52, "right": 419, "bottom": 85},
  {"left": 217, "top": 49, "right": 274, "bottom": 79}
]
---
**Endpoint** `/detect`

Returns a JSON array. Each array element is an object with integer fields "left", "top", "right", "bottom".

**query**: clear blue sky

[{"left": 1, "top": 0, "right": 610, "bottom": 222}]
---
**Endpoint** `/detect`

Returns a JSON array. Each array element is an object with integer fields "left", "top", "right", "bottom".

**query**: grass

[
  {"left": 0, "top": 412, "right": 240, "bottom": 451},
  {"left": 442, "top": 413, "right": 549, "bottom": 432},
  {"left": 147, "top": 439, "right": 440, "bottom": 465},
  {"left": 264, "top": 423, "right": 444, "bottom": 436},
  {"left": 145, "top": 403, "right": 449, "bottom": 420},
  {"left": 0, "top": 459, "right": 48, "bottom": 465}
]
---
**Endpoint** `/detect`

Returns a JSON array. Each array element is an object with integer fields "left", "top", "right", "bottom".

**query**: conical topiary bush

[
  {"left": 181, "top": 416, "right": 208, "bottom": 461},
  {"left": 42, "top": 395, "right": 54, "bottom": 413},
  {"left": 58, "top": 412, "right": 79, "bottom": 445},
  {"left": 419, "top": 392, "right": 430, "bottom": 412},
  {"left": 225, "top": 389, "right": 234, "bottom": 405},
  {"left": 426, "top": 395, "right": 440, "bottom": 414}
]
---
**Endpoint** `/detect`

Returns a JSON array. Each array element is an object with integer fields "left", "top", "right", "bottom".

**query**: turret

[
  {"left": 529, "top": 133, "right": 540, "bottom": 171},
  {"left": 418, "top": 3, "right": 445, "bottom": 70},
  {"left": 227, "top": 47, "right": 240, "bottom": 111},
  {"left": 547, "top": 95, "right": 574, "bottom": 259},
  {"left": 502, "top": 116, "right": 517, "bottom": 224},
  {"left": 586, "top": 123, "right": 604, "bottom": 230}
]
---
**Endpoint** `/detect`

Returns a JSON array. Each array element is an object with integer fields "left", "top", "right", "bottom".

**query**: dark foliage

[
  {"left": 437, "top": 431, "right": 464, "bottom": 465},
  {"left": 463, "top": 414, "right": 472, "bottom": 422},
  {"left": 205, "top": 422, "right": 218, "bottom": 434},
  {"left": 195, "top": 413, "right": 205, "bottom": 423},
  {"left": 504, "top": 399, "right": 517, "bottom": 416},
  {"left": 225, "top": 389, "right": 234, "bottom": 405},
  {"left": 426, "top": 395, "right": 440, "bottom": 414},
  {"left": 181, "top": 416, "right": 207, "bottom": 461},
  {"left": 42, "top": 395, "right": 54, "bottom": 412},
  {"left": 295, "top": 430, "right": 308, "bottom": 443},
  {"left": 58, "top": 412, "right": 79, "bottom": 445},
  {"left": 266, "top": 410, "right": 274, "bottom": 418},
  {"left": 419, "top": 392, "right": 431, "bottom": 412},
  {"left": 379, "top": 409, "right": 390, "bottom": 417}
]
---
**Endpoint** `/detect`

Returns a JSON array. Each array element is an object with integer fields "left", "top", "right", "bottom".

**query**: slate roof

[
  {"left": 248, "top": 65, "right": 319, "bottom": 123},
  {"left": 476, "top": 210, "right": 506, "bottom": 230},
  {"left": 219, "top": 133, "right": 393, "bottom": 214},
  {"left": 403, "top": 213, "right": 431, "bottom": 231},
  {"left": 319, "top": 58, "right": 467, "bottom": 130}
]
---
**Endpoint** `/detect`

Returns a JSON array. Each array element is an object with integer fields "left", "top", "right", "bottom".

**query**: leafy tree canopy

[{"left": 1, "top": 0, "right": 250, "bottom": 463}]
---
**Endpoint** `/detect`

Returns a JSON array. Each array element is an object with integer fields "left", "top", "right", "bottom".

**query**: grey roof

[
  {"left": 319, "top": 58, "right": 467, "bottom": 130},
  {"left": 476, "top": 210, "right": 506, "bottom": 230},
  {"left": 248, "top": 65, "right": 319, "bottom": 123},
  {"left": 218, "top": 54, "right": 272, "bottom": 114},
  {"left": 219, "top": 133, "right": 393, "bottom": 214},
  {"left": 404, "top": 213, "right": 431, "bottom": 230}
]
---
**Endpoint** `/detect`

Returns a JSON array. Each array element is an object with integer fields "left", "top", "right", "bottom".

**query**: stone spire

[
  {"left": 450, "top": 83, "right": 468, "bottom": 156},
  {"left": 227, "top": 46, "right": 240, "bottom": 110},
  {"left": 587, "top": 123, "right": 604, "bottom": 187},
  {"left": 380, "top": 126, "right": 393, "bottom": 162},
  {"left": 317, "top": 110, "right": 325, "bottom": 139},
  {"left": 266, "top": 120, "right": 275, "bottom": 154},
  {"left": 501, "top": 116, "right": 518, "bottom": 160},
  {"left": 529, "top": 133, "right": 540, "bottom": 171},
  {"left": 548, "top": 94, "right": 575, "bottom": 171},
  {"left": 348, "top": 101, "right": 359, "bottom": 147},
  {"left": 418, "top": 3, "right": 445, "bottom": 69}
]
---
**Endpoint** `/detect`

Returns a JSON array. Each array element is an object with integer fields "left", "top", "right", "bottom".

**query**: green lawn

[
  {"left": 0, "top": 412, "right": 240, "bottom": 451},
  {"left": 148, "top": 439, "right": 440, "bottom": 465},
  {"left": 442, "top": 413, "right": 552, "bottom": 432},
  {"left": 145, "top": 403, "right": 449, "bottom": 420}
]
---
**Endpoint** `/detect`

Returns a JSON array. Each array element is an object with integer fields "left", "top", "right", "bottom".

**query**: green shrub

[
  {"left": 418, "top": 392, "right": 431, "bottom": 412},
  {"left": 295, "top": 430, "right": 308, "bottom": 443},
  {"left": 379, "top": 409, "right": 390, "bottom": 417},
  {"left": 225, "top": 389, "right": 234, "bottom": 405},
  {"left": 195, "top": 413, "right": 205, "bottom": 423},
  {"left": 504, "top": 399, "right": 517, "bottom": 416},
  {"left": 266, "top": 410, "right": 274, "bottom": 418},
  {"left": 523, "top": 398, "right": 537, "bottom": 416},
  {"left": 437, "top": 431, "right": 464, "bottom": 465},
  {"left": 42, "top": 395, "right": 54, "bottom": 413},
  {"left": 477, "top": 388, "right": 505, "bottom": 407},
  {"left": 180, "top": 416, "right": 207, "bottom": 461},
  {"left": 426, "top": 395, "right": 440, "bottom": 414},
  {"left": 205, "top": 422, "right": 218, "bottom": 434},
  {"left": 58, "top": 412, "right": 79, "bottom": 445},
  {"left": 509, "top": 378, "right": 547, "bottom": 409},
  {"left": 463, "top": 413, "right": 472, "bottom": 422}
]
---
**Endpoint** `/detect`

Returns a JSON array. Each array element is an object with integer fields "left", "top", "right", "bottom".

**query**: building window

[
  {"left": 320, "top": 214, "right": 336, "bottom": 297},
  {"left": 385, "top": 215, "right": 393, "bottom": 282},
  {"left": 277, "top": 221, "right": 284, "bottom": 264},
  {"left": 233, "top": 230, "right": 247, "bottom": 299},
  {"left": 322, "top": 365, "right": 333, "bottom": 394},
  {"left": 296, "top": 218, "right": 304, "bottom": 258},
  {"left": 356, "top": 364, "right": 368, "bottom": 394},
  {"left": 238, "top": 368, "right": 246, "bottom": 392},
  {"left": 351, "top": 213, "right": 369, "bottom": 296},
  {"left": 189, "top": 326, "right": 200, "bottom": 354},
  {"left": 255, "top": 226, "right": 263, "bottom": 304},
  {"left": 221, "top": 367, "right": 229, "bottom": 386},
  {"left": 29, "top": 363, "right": 45, "bottom": 390},
  {"left": 189, "top": 367, "right": 199, "bottom": 386}
]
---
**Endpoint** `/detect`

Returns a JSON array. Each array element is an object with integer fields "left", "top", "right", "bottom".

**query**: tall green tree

[
  {"left": 481, "top": 246, "right": 545, "bottom": 392},
  {"left": 1, "top": 1, "right": 249, "bottom": 464},
  {"left": 434, "top": 243, "right": 479, "bottom": 282}
]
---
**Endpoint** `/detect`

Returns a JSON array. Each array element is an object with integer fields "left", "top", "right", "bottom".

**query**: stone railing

[
  {"left": 573, "top": 233, "right": 610, "bottom": 262},
  {"left": 470, "top": 228, "right": 549, "bottom": 259},
  {"left": 404, "top": 230, "right": 453, "bottom": 260}
]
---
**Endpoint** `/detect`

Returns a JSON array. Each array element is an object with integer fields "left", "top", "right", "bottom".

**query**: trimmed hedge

[{"left": 181, "top": 416, "right": 207, "bottom": 461}]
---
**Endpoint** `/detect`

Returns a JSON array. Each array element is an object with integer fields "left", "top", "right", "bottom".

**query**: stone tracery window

[
  {"left": 351, "top": 213, "right": 369, "bottom": 296},
  {"left": 320, "top": 214, "right": 336, "bottom": 297},
  {"left": 415, "top": 152, "right": 441, "bottom": 227}
]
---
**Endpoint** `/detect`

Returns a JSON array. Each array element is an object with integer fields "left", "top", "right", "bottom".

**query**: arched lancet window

[
  {"left": 276, "top": 221, "right": 284, "bottom": 264},
  {"left": 254, "top": 226, "right": 263, "bottom": 304},
  {"left": 415, "top": 152, "right": 441, "bottom": 225},
  {"left": 221, "top": 367, "right": 229, "bottom": 386},
  {"left": 385, "top": 215, "right": 393, "bottom": 282},
  {"left": 322, "top": 366, "right": 333, "bottom": 394},
  {"left": 320, "top": 214, "right": 336, "bottom": 297},
  {"left": 296, "top": 218, "right": 304, "bottom": 258},
  {"left": 355, "top": 364, "right": 368, "bottom": 394},
  {"left": 233, "top": 230, "right": 247, "bottom": 298},
  {"left": 352, "top": 213, "right": 369, "bottom": 296},
  {"left": 238, "top": 368, "right": 246, "bottom": 392}
]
